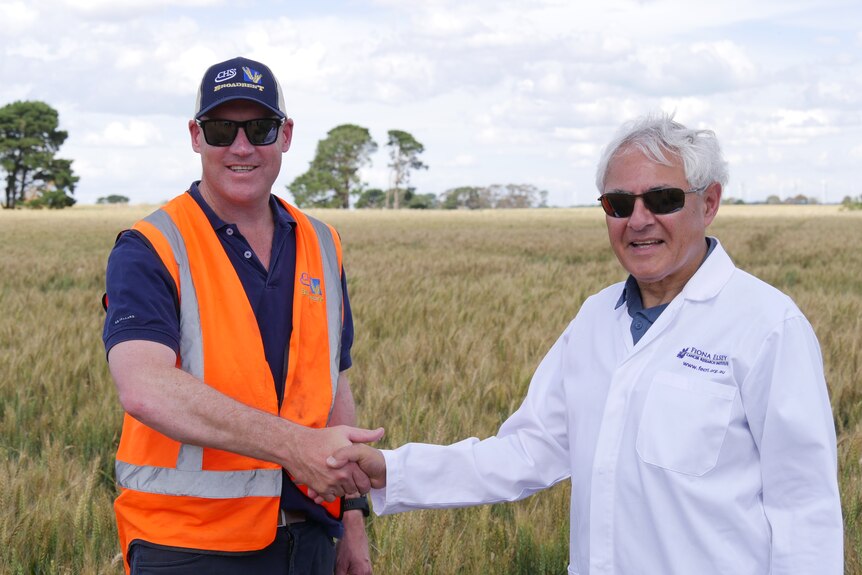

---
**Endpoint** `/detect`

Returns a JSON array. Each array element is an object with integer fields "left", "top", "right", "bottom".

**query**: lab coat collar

[
  {"left": 618, "top": 237, "right": 734, "bottom": 354},
  {"left": 676, "top": 236, "right": 735, "bottom": 303},
  {"left": 615, "top": 237, "right": 725, "bottom": 310}
]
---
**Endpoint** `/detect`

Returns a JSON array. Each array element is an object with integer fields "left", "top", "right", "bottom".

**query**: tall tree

[
  {"left": 0, "top": 101, "right": 78, "bottom": 209},
  {"left": 386, "top": 130, "right": 427, "bottom": 209},
  {"left": 289, "top": 124, "right": 377, "bottom": 209}
]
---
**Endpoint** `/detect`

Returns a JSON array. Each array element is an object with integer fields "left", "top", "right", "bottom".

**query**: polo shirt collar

[{"left": 187, "top": 181, "right": 296, "bottom": 230}]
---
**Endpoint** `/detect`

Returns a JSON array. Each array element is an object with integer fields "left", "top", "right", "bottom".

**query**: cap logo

[
  {"left": 215, "top": 68, "right": 237, "bottom": 83},
  {"left": 242, "top": 66, "right": 264, "bottom": 84}
]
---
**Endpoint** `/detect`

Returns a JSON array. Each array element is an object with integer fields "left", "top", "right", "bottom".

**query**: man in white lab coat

[{"left": 329, "top": 113, "right": 844, "bottom": 574}]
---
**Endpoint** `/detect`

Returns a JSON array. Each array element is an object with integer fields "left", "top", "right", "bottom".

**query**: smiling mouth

[
  {"left": 229, "top": 166, "right": 256, "bottom": 173},
  {"left": 630, "top": 239, "right": 663, "bottom": 248}
]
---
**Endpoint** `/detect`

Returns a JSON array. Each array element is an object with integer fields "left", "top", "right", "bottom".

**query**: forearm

[
  {"left": 112, "top": 358, "right": 297, "bottom": 464},
  {"left": 373, "top": 430, "right": 569, "bottom": 515},
  {"left": 328, "top": 371, "right": 356, "bottom": 427},
  {"left": 337, "top": 507, "right": 372, "bottom": 575},
  {"left": 109, "top": 340, "right": 381, "bottom": 498},
  {"left": 110, "top": 340, "right": 298, "bottom": 464}
]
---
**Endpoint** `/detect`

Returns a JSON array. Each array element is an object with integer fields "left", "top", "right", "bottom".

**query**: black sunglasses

[
  {"left": 196, "top": 117, "right": 285, "bottom": 147},
  {"left": 598, "top": 187, "right": 703, "bottom": 218}
]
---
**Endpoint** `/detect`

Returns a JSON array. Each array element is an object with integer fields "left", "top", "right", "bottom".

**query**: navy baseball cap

[{"left": 194, "top": 57, "right": 286, "bottom": 119}]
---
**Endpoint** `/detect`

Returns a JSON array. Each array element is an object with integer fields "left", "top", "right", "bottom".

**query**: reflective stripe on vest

[
  {"left": 115, "top": 207, "right": 343, "bottom": 499},
  {"left": 306, "top": 215, "right": 343, "bottom": 408}
]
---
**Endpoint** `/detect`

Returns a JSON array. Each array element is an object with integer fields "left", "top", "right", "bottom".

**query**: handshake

[{"left": 288, "top": 425, "right": 389, "bottom": 504}]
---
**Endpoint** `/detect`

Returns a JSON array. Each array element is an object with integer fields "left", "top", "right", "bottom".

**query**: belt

[{"left": 278, "top": 509, "right": 307, "bottom": 527}]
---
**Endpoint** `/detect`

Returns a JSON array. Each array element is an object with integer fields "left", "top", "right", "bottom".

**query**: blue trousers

[{"left": 129, "top": 522, "right": 336, "bottom": 575}]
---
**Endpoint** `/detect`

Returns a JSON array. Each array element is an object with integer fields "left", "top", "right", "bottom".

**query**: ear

[
  {"left": 703, "top": 182, "right": 721, "bottom": 226},
  {"left": 281, "top": 118, "right": 294, "bottom": 153},
  {"left": 189, "top": 119, "right": 203, "bottom": 153}
]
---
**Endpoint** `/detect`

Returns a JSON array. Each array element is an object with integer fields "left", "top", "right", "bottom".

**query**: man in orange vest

[{"left": 102, "top": 56, "right": 382, "bottom": 575}]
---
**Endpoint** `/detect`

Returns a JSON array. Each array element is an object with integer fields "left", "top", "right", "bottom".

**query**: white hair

[{"left": 595, "top": 112, "right": 729, "bottom": 193}]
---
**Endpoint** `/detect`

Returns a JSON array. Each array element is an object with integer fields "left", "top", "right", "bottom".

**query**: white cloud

[
  {"left": 571, "top": 99, "right": 643, "bottom": 127},
  {"left": 697, "top": 41, "right": 758, "bottom": 82},
  {"left": 553, "top": 128, "right": 595, "bottom": 141},
  {"left": 566, "top": 142, "right": 600, "bottom": 162},
  {"left": 813, "top": 150, "right": 831, "bottom": 168},
  {"left": 58, "top": 0, "right": 223, "bottom": 16},
  {"left": 0, "top": 1, "right": 37, "bottom": 34},
  {"left": 766, "top": 147, "right": 784, "bottom": 162},
  {"left": 606, "top": 40, "right": 761, "bottom": 97},
  {"left": 805, "top": 79, "right": 862, "bottom": 108},
  {"left": 82, "top": 119, "right": 164, "bottom": 147},
  {"left": 451, "top": 154, "right": 476, "bottom": 167},
  {"left": 420, "top": 9, "right": 481, "bottom": 37}
]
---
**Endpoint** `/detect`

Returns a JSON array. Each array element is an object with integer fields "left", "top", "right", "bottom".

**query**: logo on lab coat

[{"left": 677, "top": 346, "right": 729, "bottom": 375}]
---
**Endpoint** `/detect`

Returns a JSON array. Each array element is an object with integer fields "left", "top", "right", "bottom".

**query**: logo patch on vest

[{"left": 300, "top": 272, "right": 324, "bottom": 302}]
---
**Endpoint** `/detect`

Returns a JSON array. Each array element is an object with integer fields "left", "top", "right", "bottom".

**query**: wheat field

[{"left": 0, "top": 204, "right": 860, "bottom": 574}]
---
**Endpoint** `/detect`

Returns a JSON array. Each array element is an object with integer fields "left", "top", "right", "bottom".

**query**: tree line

[
  {"left": 0, "top": 100, "right": 548, "bottom": 210},
  {"left": 723, "top": 194, "right": 856, "bottom": 206},
  {"left": 287, "top": 123, "right": 548, "bottom": 210}
]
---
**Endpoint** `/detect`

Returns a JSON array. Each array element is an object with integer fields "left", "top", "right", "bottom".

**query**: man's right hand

[
  {"left": 326, "top": 444, "right": 387, "bottom": 489},
  {"left": 285, "top": 425, "right": 384, "bottom": 501},
  {"left": 109, "top": 341, "right": 385, "bottom": 502}
]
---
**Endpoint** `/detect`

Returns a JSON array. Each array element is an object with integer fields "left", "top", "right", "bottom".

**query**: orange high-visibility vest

[{"left": 113, "top": 192, "right": 343, "bottom": 568}]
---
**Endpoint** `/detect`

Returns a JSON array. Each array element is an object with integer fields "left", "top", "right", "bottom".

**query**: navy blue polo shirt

[
  {"left": 103, "top": 182, "right": 352, "bottom": 539},
  {"left": 615, "top": 237, "right": 717, "bottom": 345}
]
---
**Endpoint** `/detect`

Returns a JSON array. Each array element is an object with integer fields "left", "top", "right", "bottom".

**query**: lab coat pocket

[{"left": 636, "top": 371, "right": 736, "bottom": 476}]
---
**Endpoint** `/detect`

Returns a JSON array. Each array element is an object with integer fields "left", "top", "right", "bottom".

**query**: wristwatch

[{"left": 341, "top": 495, "right": 370, "bottom": 518}]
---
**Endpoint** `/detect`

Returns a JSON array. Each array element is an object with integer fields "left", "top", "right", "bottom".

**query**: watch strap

[{"left": 341, "top": 495, "right": 370, "bottom": 518}]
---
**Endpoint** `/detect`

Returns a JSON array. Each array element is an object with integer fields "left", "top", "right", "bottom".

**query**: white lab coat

[{"left": 372, "top": 239, "right": 843, "bottom": 574}]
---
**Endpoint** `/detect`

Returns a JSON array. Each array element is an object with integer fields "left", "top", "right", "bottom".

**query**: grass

[{"left": 0, "top": 204, "right": 860, "bottom": 573}]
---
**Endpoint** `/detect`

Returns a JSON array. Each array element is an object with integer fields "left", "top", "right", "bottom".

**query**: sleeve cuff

[{"left": 370, "top": 449, "right": 399, "bottom": 515}]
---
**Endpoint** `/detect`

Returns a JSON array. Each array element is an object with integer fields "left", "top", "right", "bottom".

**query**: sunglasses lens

[
  {"left": 245, "top": 119, "right": 281, "bottom": 145},
  {"left": 201, "top": 121, "right": 238, "bottom": 146},
  {"left": 643, "top": 188, "right": 685, "bottom": 214},
  {"left": 600, "top": 193, "right": 636, "bottom": 218}
]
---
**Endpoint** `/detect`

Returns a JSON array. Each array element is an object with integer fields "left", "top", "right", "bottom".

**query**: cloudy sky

[{"left": 2, "top": 0, "right": 860, "bottom": 206}]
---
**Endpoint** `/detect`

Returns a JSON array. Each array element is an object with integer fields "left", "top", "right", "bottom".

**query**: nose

[
  {"left": 229, "top": 125, "right": 255, "bottom": 154},
  {"left": 627, "top": 195, "right": 655, "bottom": 230}
]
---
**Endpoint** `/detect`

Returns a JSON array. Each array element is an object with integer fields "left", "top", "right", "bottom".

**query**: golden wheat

[{"left": 0, "top": 204, "right": 859, "bottom": 574}]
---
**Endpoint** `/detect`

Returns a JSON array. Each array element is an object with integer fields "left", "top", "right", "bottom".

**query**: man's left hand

[{"left": 336, "top": 510, "right": 372, "bottom": 575}]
